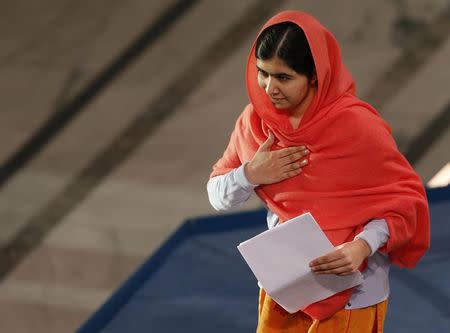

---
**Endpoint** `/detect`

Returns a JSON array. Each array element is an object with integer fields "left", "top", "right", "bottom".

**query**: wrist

[
  {"left": 238, "top": 163, "right": 259, "bottom": 189},
  {"left": 244, "top": 162, "right": 259, "bottom": 185},
  {"left": 355, "top": 238, "right": 372, "bottom": 258}
]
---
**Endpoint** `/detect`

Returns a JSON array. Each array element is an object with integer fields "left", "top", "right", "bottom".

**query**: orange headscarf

[{"left": 210, "top": 11, "right": 429, "bottom": 319}]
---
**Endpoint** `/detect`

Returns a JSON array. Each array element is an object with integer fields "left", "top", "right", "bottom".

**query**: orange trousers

[{"left": 257, "top": 289, "right": 388, "bottom": 333}]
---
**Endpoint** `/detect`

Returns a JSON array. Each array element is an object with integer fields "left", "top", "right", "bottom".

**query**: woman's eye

[
  {"left": 278, "top": 76, "right": 290, "bottom": 81},
  {"left": 258, "top": 69, "right": 268, "bottom": 77}
]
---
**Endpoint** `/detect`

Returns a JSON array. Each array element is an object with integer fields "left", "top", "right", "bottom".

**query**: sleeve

[
  {"left": 354, "top": 219, "right": 390, "bottom": 256},
  {"left": 207, "top": 163, "right": 258, "bottom": 211}
]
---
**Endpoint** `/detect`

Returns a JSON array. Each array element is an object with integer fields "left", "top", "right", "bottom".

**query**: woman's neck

[{"left": 289, "top": 85, "right": 316, "bottom": 129}]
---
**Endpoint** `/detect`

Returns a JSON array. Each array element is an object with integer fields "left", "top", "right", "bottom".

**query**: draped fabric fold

[{"left": 210, "top": 10, "right": 429, "bottom": 320}]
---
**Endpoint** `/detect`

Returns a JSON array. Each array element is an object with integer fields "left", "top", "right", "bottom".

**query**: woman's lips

[{"left": 271, "top": 97, "right": 285, "bottom": 102}]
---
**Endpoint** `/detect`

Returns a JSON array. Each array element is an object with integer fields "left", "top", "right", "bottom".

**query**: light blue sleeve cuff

[
  {"left": 234, "top": 163, "right": 259, "bottom": 190},
  {"left": 354, "top": 219, "right": 390, "bottom": 256}
]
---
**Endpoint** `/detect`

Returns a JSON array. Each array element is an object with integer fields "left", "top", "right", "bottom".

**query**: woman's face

[{"left": 256, "top": 56, "right": 316, "bottom": 110}]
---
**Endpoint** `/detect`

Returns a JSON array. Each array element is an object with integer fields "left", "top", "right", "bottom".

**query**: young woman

[{"left": 207, "top": 11, "right": 429, "bottom": 333}]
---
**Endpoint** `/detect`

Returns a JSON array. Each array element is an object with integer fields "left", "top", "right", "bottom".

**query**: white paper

[{"left": 237, "top": 212, "right": 363, "bottom": 313}]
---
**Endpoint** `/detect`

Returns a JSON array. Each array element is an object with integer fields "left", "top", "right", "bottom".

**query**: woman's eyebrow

[{"left": 256, "top": 65, "right": 293, "bottom": 77}]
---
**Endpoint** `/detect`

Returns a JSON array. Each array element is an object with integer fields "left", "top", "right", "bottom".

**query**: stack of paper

[{"left": 237, "top": 212, "right": 363, "bottom": 313}]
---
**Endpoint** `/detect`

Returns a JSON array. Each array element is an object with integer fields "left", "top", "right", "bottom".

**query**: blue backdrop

[{"left": 78, "top": 185, "right": 450, "bottom": 333}]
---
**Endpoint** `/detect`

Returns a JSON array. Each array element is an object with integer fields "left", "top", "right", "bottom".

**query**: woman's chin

[{"left": 272, "top": 102, "right": 290, "bottom": 110}]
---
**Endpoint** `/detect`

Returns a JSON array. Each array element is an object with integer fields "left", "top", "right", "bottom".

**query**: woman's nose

[{"left": 265, "top": 77, "right": 278, "bottom": 95}]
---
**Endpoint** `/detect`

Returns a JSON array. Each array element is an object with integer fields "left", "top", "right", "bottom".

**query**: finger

[
  {"left": 277, "top": 146, "right": 307, "bottom": 158},
  {"left": 258, "top": 132, "right": 275, "bottom": 151},
  {"left": 282, "top": 161, "right": 301, "bottom": 173},
  {"left": 314, "top": 265, "right": 353, "bottom": 275},
  {"left": 279, "top": 168, "right": 302, "bottom": 181},
  {"left": 309, "top": 249, "right": 345, "bottom": 267},
  {"left": 279, "top": 151, "right": 309, "bottom": 166},
  {"left": 310, "top": 258, "right": 349, "bottom": 273},
  {"left": 282, "top": 159, "right": 308, "bottom": 172},
  {"left": 280, "top": 161, "right": 303, "bottom": 175}
]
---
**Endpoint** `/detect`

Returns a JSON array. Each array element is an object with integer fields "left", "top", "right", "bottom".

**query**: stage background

[{"left": 78, "top": 185, "right": 450, "bottom": 333}]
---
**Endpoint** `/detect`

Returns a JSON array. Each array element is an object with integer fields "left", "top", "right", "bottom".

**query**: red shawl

[{"left": 210, "top": 10, "right": 429, "bottom": 319}]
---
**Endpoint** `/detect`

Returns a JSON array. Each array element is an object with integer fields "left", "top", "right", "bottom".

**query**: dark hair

[{"left": 255, "top": 22, "right": 315, "bottom": 79}]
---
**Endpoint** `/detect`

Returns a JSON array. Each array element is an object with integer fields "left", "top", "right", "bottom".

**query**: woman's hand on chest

[{"left": 245, "top": 132, "right": 310, "bottom": 185}]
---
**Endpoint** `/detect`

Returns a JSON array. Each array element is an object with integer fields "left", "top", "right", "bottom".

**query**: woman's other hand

[
  {"left": 244, "top": 132, "right": 309, "bottom": 185},
  {"left": 309, "top": 239, "right": 372, "bottom": 276}
]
